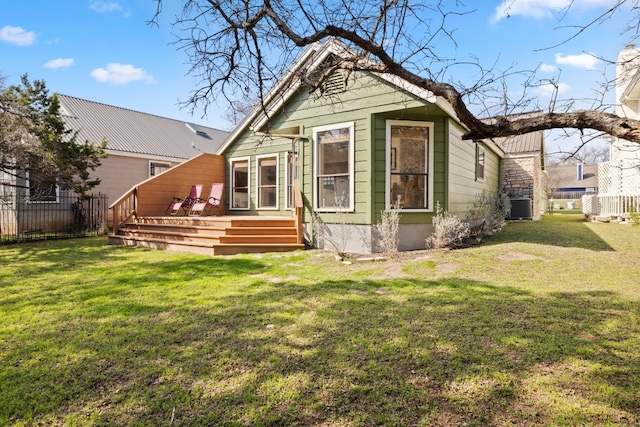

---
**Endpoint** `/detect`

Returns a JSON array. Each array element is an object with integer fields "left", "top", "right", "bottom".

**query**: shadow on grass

[
  {"left": 1, "top": 270, "right": 638, "bottom": 426},
  {"left": 484, "top": 214, "right": 616, "bottom": 251}
]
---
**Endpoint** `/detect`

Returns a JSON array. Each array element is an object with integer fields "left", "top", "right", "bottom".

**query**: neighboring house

[
  {"left": 547, "top": 164, "right": 598, "bottom": 210},
  {"left": 584, "top": 45, "right": 640, "bottom": 216},
  {"left": 547, "top": 164, "right": 598, "bottom": 194},
  {"left": 217, "top": 39, "right": 508, "bottom": 253},
  {"left": 494, "top": 131, "right": 546, "bottom": 220},
  {"left": 57, "top": 94, "right": 229, "bottom": 202},
  {"left": 0, "top": 95, "right": 228, "bottom": 241}
]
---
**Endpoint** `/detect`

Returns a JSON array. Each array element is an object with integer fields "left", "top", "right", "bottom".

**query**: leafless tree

[
  {"left": 151, "top": 0, "right": 640, "bottom": 143},
  {"left": 547, "top": 144, "right": 610, "bottom": 166}
]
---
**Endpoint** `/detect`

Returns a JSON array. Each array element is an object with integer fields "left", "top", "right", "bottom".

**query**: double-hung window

[
  {"left": 313, "top": 122, "right": 354, "bottom": 211},
  {"left": 257, "top": 154, "right": 278, "bottom": 209},
  {"left": 386, "top": 120, "right": 433, "bottom": 211},
  {"left": 230, "top": 158, "right": 250, "bottom": 209}
]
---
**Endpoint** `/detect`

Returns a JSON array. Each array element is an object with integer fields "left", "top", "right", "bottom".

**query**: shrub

[
  {"left": 629, "top": 206, "right": 640, "bottom": 226},
  {"left": 465, "top": 191, "right": 510, "bottom": 237},
  {"left": 426, "top": 202, "right": 470, "bottom": 249},
  {"left": 373, "top": 207, "right": 401, "bottom": 254},
  {"left": 322, "top": 193, "right": 352, "bottom": 256}
]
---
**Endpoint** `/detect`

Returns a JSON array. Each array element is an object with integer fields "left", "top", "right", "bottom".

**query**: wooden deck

[{"left": 108, "top": 215, "right": 306, "bottom": 256}]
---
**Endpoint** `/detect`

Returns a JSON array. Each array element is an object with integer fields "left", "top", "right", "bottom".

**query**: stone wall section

[{"left": 501, "top": 157, "right": 544, "bottom": 220}]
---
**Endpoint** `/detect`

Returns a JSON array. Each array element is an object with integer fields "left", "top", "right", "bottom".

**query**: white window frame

[
  {"left": 1, "top": 168, "right": 16, "bottom": 204},
  {"left": 229, "top": 157, "right": 251, "bottom": 210},
  {"left": 149, "top": 161, "right": 171, "bottom": 178},
  {"left": 385, "top": 120, "right": 434, "bottom": 212},
  {"left": 475, "top": 142, "right": 485, "bottom": 181},
  {"left": 26, "top": 171, "right": 59, "bottom": 203},
  {"left": 256, "top": 153, "right": 279, "bottom": 210},
  {"left": 285, "top": 151, "right": 295, "bottom": 210},
  {"left": 313, "top": 121, "right": 355, "bottom": 212}
]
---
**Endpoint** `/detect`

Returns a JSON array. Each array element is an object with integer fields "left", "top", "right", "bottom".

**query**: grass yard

[{"left": 0, "top": 214, "right": 639, "bottom": 426}]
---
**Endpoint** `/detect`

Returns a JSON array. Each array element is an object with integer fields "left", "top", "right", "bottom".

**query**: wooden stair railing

[{"left": 111, "top": 187, "right": 137, "bottom": 234}]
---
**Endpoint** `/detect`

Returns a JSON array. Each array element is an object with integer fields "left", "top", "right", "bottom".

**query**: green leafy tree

[{"left": 0, "top": 74, "right": 107, "bottom": 197}]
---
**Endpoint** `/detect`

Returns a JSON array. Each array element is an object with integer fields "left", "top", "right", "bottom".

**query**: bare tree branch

[{"left": 152, "top": 0, "right": 640, "bottom": 144}]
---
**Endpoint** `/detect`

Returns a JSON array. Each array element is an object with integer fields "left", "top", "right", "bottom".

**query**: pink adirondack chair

[
  {"left": 189, "top": 183, "right": 223, "bottom": 216},
  {"left": 166, "top": 184, "right": 203, "bottom": 215}
]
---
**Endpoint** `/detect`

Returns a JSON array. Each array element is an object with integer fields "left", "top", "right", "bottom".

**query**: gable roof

[
  {"left": 217, "top": 38, "right": 468, "bottom": 155},
  {"left": 58, "top": 94, "right": 228, "bottom": 161},
  {"left": 547, "top": 164, "right": 598, "bottom": 189},
  {"left": 493, "top": 131, "right": 544, "bottom": 155}
]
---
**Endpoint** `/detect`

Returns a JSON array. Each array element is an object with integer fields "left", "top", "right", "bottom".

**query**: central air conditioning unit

[{"left": 509, "top": 197, "right": 532, "bottom": 220}]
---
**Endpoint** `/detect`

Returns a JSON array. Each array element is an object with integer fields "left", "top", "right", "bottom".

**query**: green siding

[
  {"left": 446, "top": 121, "right": 501, "bottom": 217},
  {"left": 371, "top": 110, "right": 448, "bottom": 225},
  {"left": 224, "top": 70, "right": 499, "bottom": 226}
]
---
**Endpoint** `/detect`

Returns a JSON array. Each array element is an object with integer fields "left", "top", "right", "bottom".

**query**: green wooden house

[{"left": 217, "top": 39, "right": 505, "bottom": 253}]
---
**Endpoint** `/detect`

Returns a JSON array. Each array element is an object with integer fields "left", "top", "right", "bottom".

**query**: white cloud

[
  {"left": 555, "top": 52, "right": 601, "bottom": 70},
  {"left": 44, "top": 58, "right": 74, "bottom": 70},
  {"left": 0, "top": 25, "right": 36, "bottom": 46},
  {"left": 90, "top": 2, "right": 123, "bottom": 13},
  {"left": 533, "top": 81, "right": 571, "bottom": 97},
  {"left": 491, "top": 0, "right": 615, "bottom": 22},
  {"left": 540, "top": 63, "right": 557, "bottom": 72},
  {"left": 91, "top": 63, "right": 156, "bottom": 85}
]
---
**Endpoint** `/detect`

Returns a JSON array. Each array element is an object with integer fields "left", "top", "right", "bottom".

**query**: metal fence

[
  {"left": 0, "top": 193, "right": 109, "bottom": 244},
  {"left": 548, "top": 191, "right": 592, "bottom": 200}
]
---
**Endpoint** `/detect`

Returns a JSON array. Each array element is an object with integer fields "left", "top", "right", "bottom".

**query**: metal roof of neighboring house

[
  {"left": 492, "top": 131, "right": 544, "bottom": 154},
  {"left": 57, "top": 94, "right": 228, "bottom": 160},
  {"left": 547, "top": 164, "right": 599, "bottom": 189}
]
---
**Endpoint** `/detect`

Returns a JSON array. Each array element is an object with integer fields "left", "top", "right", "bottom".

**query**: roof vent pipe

[{"left": 577, "top": 163, "right": 584, "bottom": 181}]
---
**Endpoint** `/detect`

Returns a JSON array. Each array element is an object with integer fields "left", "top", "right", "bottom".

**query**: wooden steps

[{"left": 108, "top": 216, "right": 305, "bottom": 256}]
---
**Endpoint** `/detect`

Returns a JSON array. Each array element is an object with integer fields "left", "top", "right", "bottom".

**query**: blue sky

[{"left": 0, "top": 0, "right": 634, "bottom": 142}]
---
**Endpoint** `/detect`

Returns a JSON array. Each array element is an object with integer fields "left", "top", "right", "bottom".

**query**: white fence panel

[{"left": 593, "top": 194, "right": 640, "bottom": 217}]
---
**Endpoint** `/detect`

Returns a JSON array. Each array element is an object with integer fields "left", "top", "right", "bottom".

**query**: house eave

[{"left": 217, "top": 39, "right": 467, "bottom": 155}]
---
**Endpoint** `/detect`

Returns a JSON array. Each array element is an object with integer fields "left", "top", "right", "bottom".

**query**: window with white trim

[
  {"left": 230, "top": 158, "right": 250, "bottom": 209},
  {"left": 257, "top": 154, "right": 278, "bottom": 209},
  {"left": 149, "top": 161, "right": 171, "bottom": 177},
  {"left": 313, "top": 122, "right": 354, "bottom": 211},
  {"left": 386, "top": 120, "right": 433, "bottom": 210}
]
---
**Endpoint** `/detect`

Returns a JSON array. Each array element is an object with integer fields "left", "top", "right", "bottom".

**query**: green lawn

[{"left": 1, "top": 214, "right": 639, "bottom": 426}]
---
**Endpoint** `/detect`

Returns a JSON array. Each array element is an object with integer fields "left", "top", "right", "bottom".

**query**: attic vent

[
  {"left": 185, "top": 122, "right": 212, "bottom": 139},
  {"left": 322, "top": 70, "right": 346, "bottom": 96}
]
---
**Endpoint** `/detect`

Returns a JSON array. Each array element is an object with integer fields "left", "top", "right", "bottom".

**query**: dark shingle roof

[{"left": 57, "top": 94, "right": 228, "bottom": 160}]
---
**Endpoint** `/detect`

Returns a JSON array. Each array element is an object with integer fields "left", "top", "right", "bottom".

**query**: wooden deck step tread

[{"left": 111, "top": 215, "right": 303, "bottom": 256}]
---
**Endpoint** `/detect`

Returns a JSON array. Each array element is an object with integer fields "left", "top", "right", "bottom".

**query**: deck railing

[
  {"left": 109, "top": 153, "right": 226, "bottom": 232},
  {"left": 587, "top": 193, "right": 640, "bottom": 217},
  {"left": 111, "top": 187, "right": 137, "bottom": 234}
]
